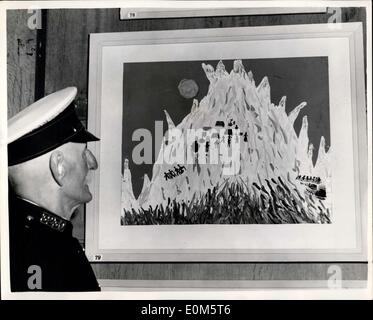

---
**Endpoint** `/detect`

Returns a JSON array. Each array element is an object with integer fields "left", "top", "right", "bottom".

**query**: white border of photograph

[{"left": 86, "top": 23, "right": 367, "bottom": 262}]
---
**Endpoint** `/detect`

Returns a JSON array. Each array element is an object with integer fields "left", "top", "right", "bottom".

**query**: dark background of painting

[{"left": 122, "top": 57, "right": 330, "bottom": 198}]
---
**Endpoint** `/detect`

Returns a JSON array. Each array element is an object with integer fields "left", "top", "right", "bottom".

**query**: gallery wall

[
  {"left": 7, "top": 10, "right": 37, "bottom": 118},
  {"left": 7, "top": 7, "right": 367, "bottom": 284}
]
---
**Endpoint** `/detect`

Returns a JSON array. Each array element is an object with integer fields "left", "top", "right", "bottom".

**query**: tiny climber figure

[
  {"left": 174, "top": 164, "right": 186, "bottom": 176},
  {"left": 163, "top": 164, "right": 187, "bottom": 180}
]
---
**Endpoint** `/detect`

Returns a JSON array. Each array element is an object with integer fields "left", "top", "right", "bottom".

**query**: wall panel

[{"left": 7, "top": 10, "right": 37, "bottom": 118}]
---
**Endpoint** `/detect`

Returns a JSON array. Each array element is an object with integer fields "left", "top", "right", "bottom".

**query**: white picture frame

[{"left": 86, "top": 23, "right": 367, "bottom": 262}]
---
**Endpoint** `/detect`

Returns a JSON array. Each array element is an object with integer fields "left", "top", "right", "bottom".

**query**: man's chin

[
  {"left": 85, "top": 190, "right": 93, "bottom": 203},
  {"left": 82, "top": 186, "right": 93, "bottom": 203}
]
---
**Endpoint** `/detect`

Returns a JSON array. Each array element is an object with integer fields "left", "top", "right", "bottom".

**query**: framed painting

[{"left": 86, "top": 23, "right": 367, "bottom": 262}]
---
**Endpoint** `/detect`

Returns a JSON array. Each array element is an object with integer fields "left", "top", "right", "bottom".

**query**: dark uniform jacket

[{"left": 9, "top": 191, "right": 100, "bottom": 291}]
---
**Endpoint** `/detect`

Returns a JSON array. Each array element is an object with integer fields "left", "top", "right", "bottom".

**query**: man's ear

[{"left": 50, "top": 150, "right": 65, "bottom": 186}]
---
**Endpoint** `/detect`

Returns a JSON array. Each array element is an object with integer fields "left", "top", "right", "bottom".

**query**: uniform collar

[{"left": 10, "top": 194, "right": 73, "bottom": 236}]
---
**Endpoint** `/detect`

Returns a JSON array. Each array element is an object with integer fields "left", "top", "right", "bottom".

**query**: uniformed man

[{"left": 7, "top": 87, "right": 100, "bottom": 291}]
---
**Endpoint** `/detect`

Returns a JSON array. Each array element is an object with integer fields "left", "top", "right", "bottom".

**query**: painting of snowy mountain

[{"left": 121, "top": 58, "right": 331, "bottom": 225}]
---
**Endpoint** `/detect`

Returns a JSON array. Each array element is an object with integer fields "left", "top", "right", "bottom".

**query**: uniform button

[{"left": 25, "top": 215, "right": 34, "bottom": 229}]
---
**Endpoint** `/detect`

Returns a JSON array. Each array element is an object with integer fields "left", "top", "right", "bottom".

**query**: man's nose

[{"left": 85, "top": 149, "right": 98, "bottom": 170}]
